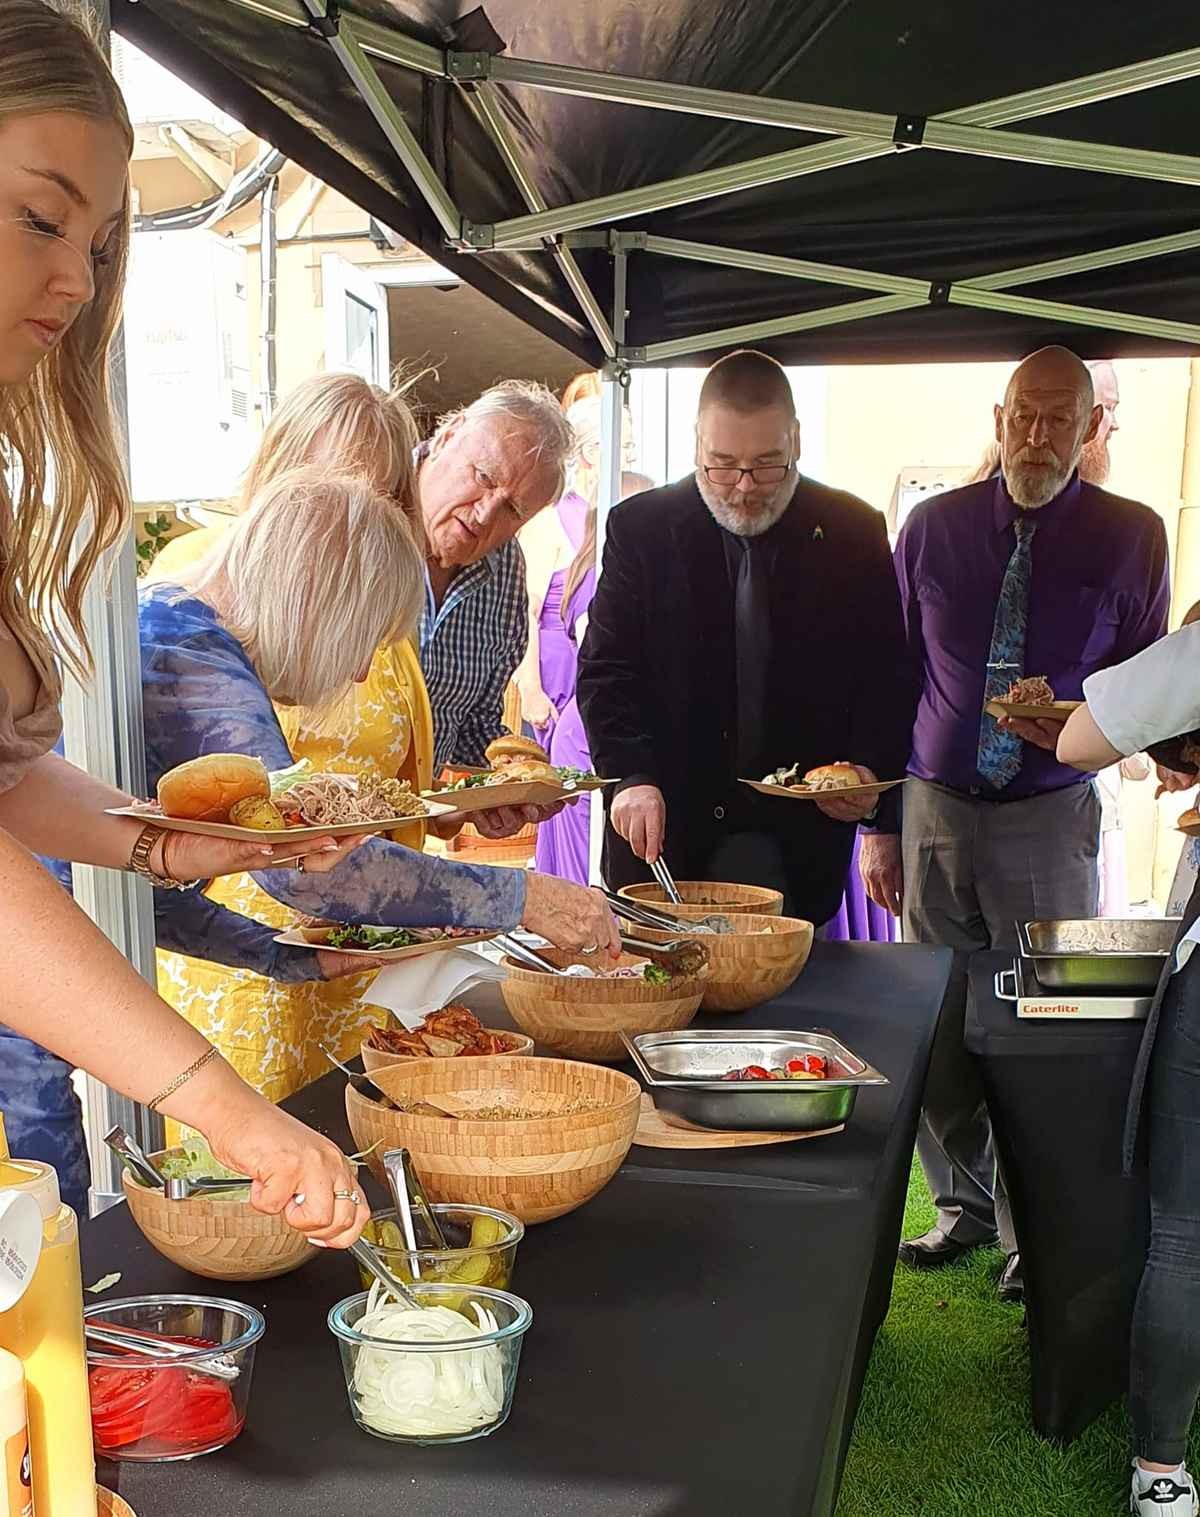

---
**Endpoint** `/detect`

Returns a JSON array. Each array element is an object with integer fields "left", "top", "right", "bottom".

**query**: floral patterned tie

[{"left": 977, "top": 514, "right": 1037, "bottom": 789}]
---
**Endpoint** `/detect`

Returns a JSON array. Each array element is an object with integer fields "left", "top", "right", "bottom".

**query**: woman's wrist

[{"left": 157, "top": 1050, "right": 263, "bottom": 1136}]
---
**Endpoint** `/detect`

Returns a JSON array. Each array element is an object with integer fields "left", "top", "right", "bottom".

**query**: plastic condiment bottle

[
  {"left": 0, "top": 1160, "right": 95, "bottom": 1517},
  {"left": 0, "top": 1349, "right": 31, "bottom": 1517}
]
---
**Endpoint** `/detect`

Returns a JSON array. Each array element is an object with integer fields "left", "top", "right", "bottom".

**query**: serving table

[
  {"left": 85, "top": 942, "right": 950, "bottom": 1517},
  {"left": 965, "top": 950, "right": 1151, "bottom": 1443}
]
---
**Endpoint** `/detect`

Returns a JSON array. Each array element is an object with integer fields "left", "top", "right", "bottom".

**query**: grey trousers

[{"left": 902, "top": 779, "right": 1100, "bottom": 1252}]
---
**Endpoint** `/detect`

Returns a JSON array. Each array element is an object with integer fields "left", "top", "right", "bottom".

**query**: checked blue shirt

[{"left": 420, "top": 537, "right": 529, "bottom": 770}]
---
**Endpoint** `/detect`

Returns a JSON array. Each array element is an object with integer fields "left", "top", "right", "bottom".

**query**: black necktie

[{"left": 734, "top": 535, "right": 771, "bottom": 777}]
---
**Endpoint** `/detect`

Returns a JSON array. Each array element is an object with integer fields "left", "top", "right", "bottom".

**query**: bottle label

[
  {"left": 0, "top": 1193, "right": 43, "bottom": 1313},
  {"left": 3, "top": 1426, "right": 32, "bottom": 1517}
]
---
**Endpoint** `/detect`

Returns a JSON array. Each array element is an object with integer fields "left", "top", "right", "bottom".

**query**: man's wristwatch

[{"left": 128, "top": 824, "right": 196, "bottom": 891}]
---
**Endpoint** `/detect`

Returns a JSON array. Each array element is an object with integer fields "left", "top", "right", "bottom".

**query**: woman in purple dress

[{"left": 517, "top": 390, "right": 649, "bottom": 883}]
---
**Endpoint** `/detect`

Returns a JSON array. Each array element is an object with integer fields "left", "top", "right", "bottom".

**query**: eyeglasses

[{"left": 702, "top": 462, "right": 792, "bottom": 486}]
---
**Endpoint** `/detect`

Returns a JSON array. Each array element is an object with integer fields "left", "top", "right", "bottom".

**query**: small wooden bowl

[
  {"left": 624, "top": 914, "right": 814, "bottom": 1013},
  {"left": 345, "top": 1056, "right": 640, "bottom": 1224},
  {"left": 361, "top": 1029, "right": 534, "bottom": 1074},
  {"left": 121, "top": 1154, "right": 318, "bottom": 1283},
  {"left": 97, "top": 1490, "right": 137, "bottom": 1517},
  {"left": 499, "top": 949, "right": 705, "bottom": 1061},
  {"left": 619, "top": 880, "right": 784, "bottom": 917}
]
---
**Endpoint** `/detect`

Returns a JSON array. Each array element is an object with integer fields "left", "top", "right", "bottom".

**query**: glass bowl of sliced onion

[{"left": 327, "top": 1282, "right": 532, "bottom": 1443}]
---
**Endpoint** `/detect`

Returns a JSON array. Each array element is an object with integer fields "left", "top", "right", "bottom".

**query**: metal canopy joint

[
  {"left": 893, "top": 114, "right": 926, "bottom": 147},
  {"left": 301, "top": 0, "right": 339, "bottom": 38}
]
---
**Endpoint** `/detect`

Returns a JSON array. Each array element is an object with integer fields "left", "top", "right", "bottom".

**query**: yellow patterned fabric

[{"left": 151, "top": 525, "right": 435, "bottom": 1104}]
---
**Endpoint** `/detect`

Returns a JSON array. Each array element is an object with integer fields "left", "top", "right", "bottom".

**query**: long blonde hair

[
  {"left": 189, "top": 470, "right": 424, "bottom": 710},
  {"left": 0, "top": 0, "right": 133, "bottom": 680},
  {"left": 237, "top": 372, "right": 420, "bottom": 514}
]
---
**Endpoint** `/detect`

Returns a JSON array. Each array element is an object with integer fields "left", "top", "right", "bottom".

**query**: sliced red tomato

[
  {"left": 741, "top": 1065, "right": 771, "bottom": 1080},
  {"left": 90, "top": 1363, "right": 240, "bottom": 1453}
]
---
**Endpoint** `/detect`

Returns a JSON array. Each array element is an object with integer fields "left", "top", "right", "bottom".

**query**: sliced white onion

[{"left": 351, "top": 1289, "right": 506, "bottom": 1437}]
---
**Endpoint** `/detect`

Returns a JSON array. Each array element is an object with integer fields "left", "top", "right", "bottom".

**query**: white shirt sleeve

[{"left": 1083, "top": 622, "right": 1200, "bottom": 757}]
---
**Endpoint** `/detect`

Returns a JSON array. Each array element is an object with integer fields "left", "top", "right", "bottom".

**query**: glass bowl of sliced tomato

[{"left": 85, "top": 1294, "right": 264, "bottom": 1461}]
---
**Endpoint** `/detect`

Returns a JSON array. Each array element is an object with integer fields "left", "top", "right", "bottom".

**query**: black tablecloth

[
  {"left": 85, "top": 942, "right": 950, "bottom": 1517},
  {"left": 965, "top": 951, "right": 1150, "bottom": 1443}
]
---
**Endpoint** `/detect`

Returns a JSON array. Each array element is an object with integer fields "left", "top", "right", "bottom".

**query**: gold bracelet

[
  {"left": 148, "top": 1046, "right": 219, "bottom": 1113},
  {"left": 128, "top": 824, "right": 196, "bottom": 892}
]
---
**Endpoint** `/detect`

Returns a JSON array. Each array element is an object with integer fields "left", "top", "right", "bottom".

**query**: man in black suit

[{"left": 577, "top": 350, "right": 915, "bottom": 926}]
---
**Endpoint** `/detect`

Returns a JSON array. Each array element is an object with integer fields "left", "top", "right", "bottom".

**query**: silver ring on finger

[
  {"left": 290, "top": 1191, "right": 306, "bottom": 1207},
  {"left": 333, "top": 1188, "right": 361, "bottom": 1205},
  {"left": 581, "top": 944, "right": 599, "bottom": 955}
]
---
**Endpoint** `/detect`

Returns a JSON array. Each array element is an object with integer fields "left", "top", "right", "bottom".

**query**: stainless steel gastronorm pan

[
  {"left": 622, "top": 1029, "right": 888, "bottom": 1133},
  {"left": 1017, "top": 918, "right": 1179, "bottom": 992}
]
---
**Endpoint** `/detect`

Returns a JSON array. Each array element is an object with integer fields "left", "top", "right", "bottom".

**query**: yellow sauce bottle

[
  {"left": 0, "top": 1348, "right": 31, "bottom": 1517},
  {"left": 0, "top": 1160, "right": 95, "bottom": 1517}
]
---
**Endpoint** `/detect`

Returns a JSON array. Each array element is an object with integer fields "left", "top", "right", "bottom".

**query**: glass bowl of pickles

[{"left": 359, "top": 1204, "right": 523, "bottom": 1291}]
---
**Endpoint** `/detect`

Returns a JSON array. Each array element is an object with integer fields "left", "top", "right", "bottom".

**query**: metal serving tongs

[
  {"left": 498, "top": 928, "right": 706, "bottom": 979},
  {"left": 495, "top": 934, "right": 573, "bottom": 975},
  {"left": 85, "top": 1320, "right": 241, "bottom": 1383},
  {"left": 104, "top": 1125, "right": 166, "bottom": 1191},
  {"left": 319, "top": 1043, "right": 400, "bottom": 1110},
  {"left": 348, "top": 1237, "right": 423, "bottom": 1309},
  {"left": 649, "top": 856, "right": 684, "bottom": 906},
  {"left": 382, "top": 1147, "right": 449, "bottom": 1280},
  {"left": 602, "top": 888, "right": 731, "bottom": 938}
]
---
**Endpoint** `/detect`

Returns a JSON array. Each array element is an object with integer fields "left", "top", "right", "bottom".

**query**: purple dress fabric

[
  {"left": 824, "top": 831, "right": 898, "bottom": 943},
  {"left": 534, "top": 496, "right": 596, "bottom": 884}
]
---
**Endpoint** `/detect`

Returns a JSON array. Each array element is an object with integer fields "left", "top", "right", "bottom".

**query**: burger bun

[
  {"left": 803, "top": 763, "right": 864, "bottom": 791},
  {"left": 485, "top": 733, "right": 550, "bottom": 767},
  {"left": 157, "top": 753, "right": 271, "bottom": 822}
]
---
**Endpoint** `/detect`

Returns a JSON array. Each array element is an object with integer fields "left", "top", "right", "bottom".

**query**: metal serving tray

[
  {"left": 996, "top": 957, "right": 1152, "bottom": 1021},
  {"left": 621, "top": 1029, "right": 887, "bottom": 1132},
  {"left": 1016, "top": 918, "right": 1178, "bottom": 992}
]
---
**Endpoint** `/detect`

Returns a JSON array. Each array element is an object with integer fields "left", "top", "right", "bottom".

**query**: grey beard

[
  {"left": 696, "top": 470, "right": 796, "bottom": 537},
  {"left": 1005, "top": 459, "right": 1074, "bottom": 510}
]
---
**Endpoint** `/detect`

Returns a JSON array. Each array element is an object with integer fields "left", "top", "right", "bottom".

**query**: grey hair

[{"left": 434, "top": 379, "right": 576, "bottom": 499}]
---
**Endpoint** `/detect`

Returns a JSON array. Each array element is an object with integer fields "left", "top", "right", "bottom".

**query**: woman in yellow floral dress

[{"left": 149, "top": 374, "right": 437, "bottom": 1101}]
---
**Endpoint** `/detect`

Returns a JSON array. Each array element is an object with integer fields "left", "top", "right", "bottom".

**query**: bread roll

[
  {"left": 803, "top": 763, "right": 863, "bottom": 791},
  {"left": 491, "top": 759, "right": 559, "bottom": 784},
  {"left": 157, "top": 753, "right": 270, "bottom": 821},
  {"left": 485, "top": 733, "right": 550, "bottom": 767}
]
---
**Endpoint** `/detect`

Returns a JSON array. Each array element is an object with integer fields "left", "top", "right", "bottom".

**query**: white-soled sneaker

[{"left": 1131, "top": 1463, "right": 1199, "bottom": 1516}]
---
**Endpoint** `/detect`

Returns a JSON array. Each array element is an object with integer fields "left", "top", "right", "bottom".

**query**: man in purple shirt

[{"left": 861, "top": 346, "right": 1170, "bottom": 1301}]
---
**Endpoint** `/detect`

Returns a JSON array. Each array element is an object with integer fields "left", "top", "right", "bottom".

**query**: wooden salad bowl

[
  {"left": 499, "top": 948, "right": 706, "bottom": 1061},
  {"left": 121, "top": 1152, "right": 318, "bottom": 1282},
  {"left": 361, "top": 1029, "right": 534, "bottom": 1074},
  {"left": 623, "top": 914, "right": 814, "bottom": 1013},
  {"left": 345, "top": 1056, "right": 640, "bottom": 1225},
  {"left": 618, "top": 880, "right": 784, "bottom": 917}
]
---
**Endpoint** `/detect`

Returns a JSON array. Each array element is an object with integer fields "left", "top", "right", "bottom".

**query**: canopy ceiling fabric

[{"left": 112, "top": 0, "right": 1200, "bottom": 367}]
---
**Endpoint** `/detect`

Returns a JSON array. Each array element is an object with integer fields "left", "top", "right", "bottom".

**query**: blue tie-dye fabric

[{"left": 138, "top": 583, "right": 528, "bottom": 929}]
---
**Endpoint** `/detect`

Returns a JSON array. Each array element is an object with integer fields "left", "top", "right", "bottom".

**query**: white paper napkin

[{"left": 363, "top": 948, "right": 509, "bottom": 1030}]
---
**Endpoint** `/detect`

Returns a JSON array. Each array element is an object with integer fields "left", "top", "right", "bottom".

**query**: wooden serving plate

[
  {"left": 984, "top": 698, "right": 1081, "bottom": 722},
  {"left": 632, "top": 1095, "right": 842, "bottom": 1149}
]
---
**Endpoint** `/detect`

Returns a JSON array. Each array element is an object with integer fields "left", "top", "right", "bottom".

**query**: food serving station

[{"left": 81, "top": 940, "right": 950, "bottom": 1517}]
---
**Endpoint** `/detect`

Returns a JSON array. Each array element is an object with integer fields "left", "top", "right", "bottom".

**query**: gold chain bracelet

[
  {"left": 148, "top": 1045, "right": 219, "bottom": 1113},
  {"left": 128, "top": 824, "right": 196, "bottom": 892}
]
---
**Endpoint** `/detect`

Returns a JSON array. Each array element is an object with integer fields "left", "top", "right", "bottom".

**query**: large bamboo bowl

[
  {"left": 499, "top": 948, "right": 706, "bottom": 1061},
  {"left": 345, "top": 1056, "right": 640, "bottom": 1224},
  {"left": 361, "top": 1028, "right": 534, "bottom": 1075},
  {"left": 624, "top": 914, "right": 814, "bottom": 1013},
  {"left": 619, "top": 880, "right": 784, "bottom": 917},
  {"left": 121, "top": 1154, "right": 318, "bottom": 1282}
]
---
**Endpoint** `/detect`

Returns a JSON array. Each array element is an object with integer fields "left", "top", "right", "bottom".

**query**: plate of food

[
  {"left": 108, "top": 754, "right": 454, "bottom": 841},
  {"left": 273, "top": 922, "right": 495, "bottom": 962},
  {"left": 742, "top": 762, "right": 907, "bottom": 802},
  {"left": 984, "top": 675, "right": 1081, "bottom": 723},
  {"left": 1178, "top": 806, "right": 1200, "bottom": 839},
  {"left": 430, "top": 735, "right": 616, "bottom": 814}
]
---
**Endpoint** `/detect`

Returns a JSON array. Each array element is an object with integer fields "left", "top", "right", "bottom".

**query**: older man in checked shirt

[
  {"left": 417, "top": 381, "right": 575, "bottom": 769},
  {"left": 861, "top": 346, "right": 1170, "bottom": 1303}
]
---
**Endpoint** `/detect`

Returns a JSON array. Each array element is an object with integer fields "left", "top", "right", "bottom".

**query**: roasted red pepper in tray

[
  {"left": 89, "top": 1341, "right": 243, "bottom": 1455},
  {"left": 721, "top": 1056, "right": 829, "bottom": 1081}
]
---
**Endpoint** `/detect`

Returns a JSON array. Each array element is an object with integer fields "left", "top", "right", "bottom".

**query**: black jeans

[{"left": 1131, "top": 948, "right": 1200, "bottom": 1464}]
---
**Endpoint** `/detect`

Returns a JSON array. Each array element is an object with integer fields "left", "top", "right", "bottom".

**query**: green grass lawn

[{"left": 835, "top": 1162, "right": 1161, "bottom": 1517}]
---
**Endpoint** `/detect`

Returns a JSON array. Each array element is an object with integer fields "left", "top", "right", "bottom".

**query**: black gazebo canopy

[{"left": 113, "top": 0, "right": 1200, "bottom": 371}]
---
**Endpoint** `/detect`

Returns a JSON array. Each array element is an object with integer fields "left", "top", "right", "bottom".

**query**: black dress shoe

[
  {"left": 897, "top": 1228, "right": 997, "bottom": 1270},
  {"left": 998, "top": 1252, "right": 1024, "bottom": 1304}
]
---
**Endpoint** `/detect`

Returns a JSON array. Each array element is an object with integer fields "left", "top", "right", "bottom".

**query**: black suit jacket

[{"left": 577, "top": 474, "right": 916, "bottom": 925}]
